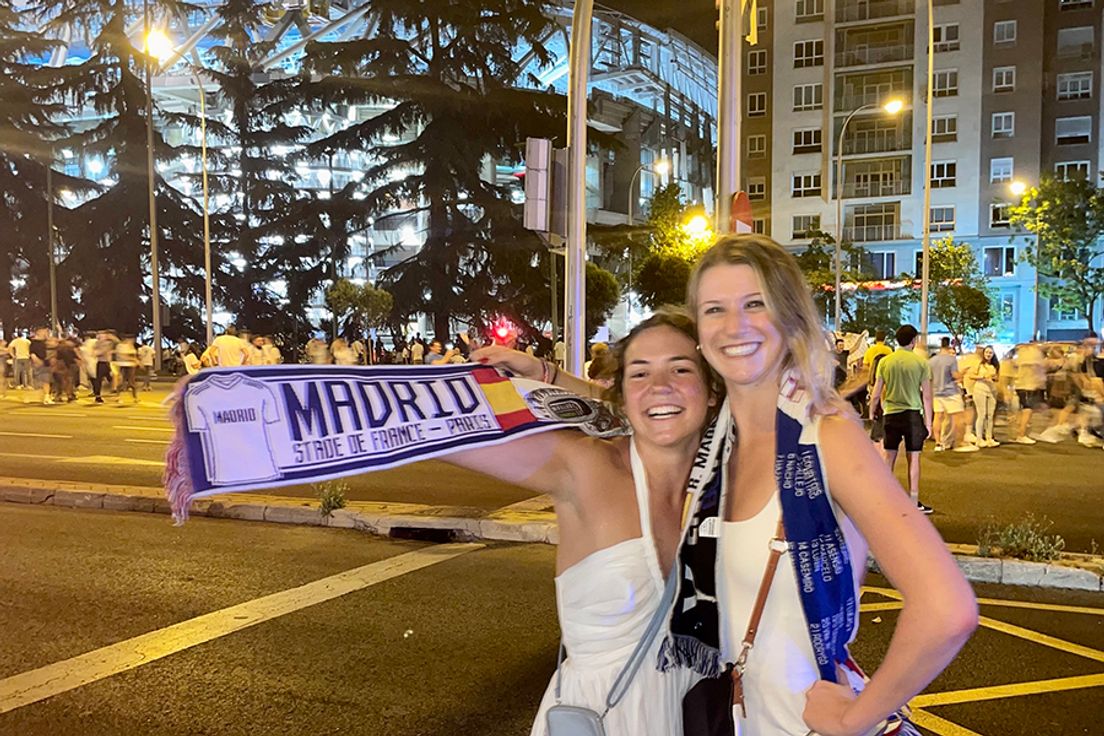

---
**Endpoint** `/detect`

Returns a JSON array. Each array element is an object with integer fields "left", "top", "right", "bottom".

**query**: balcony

[
  {"left": 836, "top": 91, "right": 911, "bottom": 111},
  {"left": 840, "top": 179, "right": 911, "bottom": 198},
  {"left": 842, "top": 129, "right": 912, "bottom": 155},
  {"left": 835, "top": 44, "right": 913, "bottom": 68},
  {"left": 844, "top": 223, "right": 904, "bottom": 241},
  {"left": 836, "top": 0, "right": 915, "bottom": 24}
]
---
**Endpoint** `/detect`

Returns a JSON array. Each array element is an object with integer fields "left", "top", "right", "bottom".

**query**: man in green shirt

[{"left": 869, "top": 324, "right": 935, "bottom": 514}]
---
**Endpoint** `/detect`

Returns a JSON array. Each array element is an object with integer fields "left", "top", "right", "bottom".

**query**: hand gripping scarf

[
  {"left": 164, "top": 364, "right": 627, "bottom": 523},
  {"left": 658, "top": 372, "right": 859, "bottom": 683}
]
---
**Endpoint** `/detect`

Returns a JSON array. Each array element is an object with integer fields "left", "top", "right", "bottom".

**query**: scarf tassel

[{"left": 657, "top": 634, "right": 723, "bottom": 678}]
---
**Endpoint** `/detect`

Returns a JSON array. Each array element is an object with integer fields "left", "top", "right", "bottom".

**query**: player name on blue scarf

[{"left": 164, "top": 364, "right": 626, "bottom": 523}]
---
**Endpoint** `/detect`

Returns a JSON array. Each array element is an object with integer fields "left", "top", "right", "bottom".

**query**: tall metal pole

[
  {"left": 144, "top": 0, "right": 162, "bottom": 370},
  {"left": 46, "top": 164, "right": 58, "bottom": 334},
  {"left": 195, "top": 68, "right": 213, "bottom": 349},
  {"left": 919, "top": 0, "right": 935, "bottom": 350},
  {"left": 835, "top": 104, "right": 874, "bottom": 334},
  {"left": 565, "top": 0, "right": 593, "bottom": 376},
  {"left": 715, "top": 0, "right": 742, "bottom": 234}
]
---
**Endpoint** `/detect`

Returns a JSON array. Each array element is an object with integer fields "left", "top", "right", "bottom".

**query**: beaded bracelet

[{"left": 541, "top": 359, "right": 560, "bottom": 385}]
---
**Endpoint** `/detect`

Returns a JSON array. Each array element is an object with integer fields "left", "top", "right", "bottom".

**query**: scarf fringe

[
  {"left": 162, "top": 378, "right": 195, "bottom": 526},
  {"left": 656, "top": 634, "right": 723, "bottom": 677}
]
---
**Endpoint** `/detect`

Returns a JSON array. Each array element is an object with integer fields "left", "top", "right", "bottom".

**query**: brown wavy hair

[
  {"left": 602, "top": 306, "right": 723, "bottom": 421},
  {"left": 686, "top": 234, "right": 847, "bottom": 416}
]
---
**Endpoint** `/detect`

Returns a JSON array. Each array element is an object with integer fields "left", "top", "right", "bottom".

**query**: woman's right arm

[{"left": 471, "top": 345, "right": 603, "bottom": 399}]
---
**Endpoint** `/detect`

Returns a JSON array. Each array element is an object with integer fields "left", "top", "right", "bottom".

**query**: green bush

[
  {"left": 977, "top": 514, "right": 1066, "bottom": 562},
  {"left": 313, "top": 480, "right": 349, "bottom": 518}
]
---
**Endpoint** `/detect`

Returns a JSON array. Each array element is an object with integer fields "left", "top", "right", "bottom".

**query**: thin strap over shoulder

[{"left": 629, "top": 439, "right": 664, "bottom": 586}]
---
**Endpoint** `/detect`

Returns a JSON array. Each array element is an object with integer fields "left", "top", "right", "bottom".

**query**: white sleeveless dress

[{"left": 530, "top": 442, "right": 700, "bottom": 736}]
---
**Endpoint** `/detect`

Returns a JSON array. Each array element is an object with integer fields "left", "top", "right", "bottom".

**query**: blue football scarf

[
  {"left": 164, "top": 364, "right": 627, "bottom": 523},
  {"left": 658, "top": 373, "right": 859, "bottom": 683}
]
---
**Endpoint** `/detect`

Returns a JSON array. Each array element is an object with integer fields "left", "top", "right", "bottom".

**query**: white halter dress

[{"left": 530, "top": 441, "right": 700, "bottom": 736}]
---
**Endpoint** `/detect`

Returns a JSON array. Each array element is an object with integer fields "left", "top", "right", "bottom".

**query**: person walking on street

[
  {"left": 409, "top": 337, "right": 424, "bottom": 365},
  {"left": 91, "top": 330, "right": 118, "bottom": 404},
  {"left": 115, "top": 335, "right": 139, "bottom": 403},
  {"left": 968, "top": 346, "right": 1000, "bottom": 448},
  {"left": 138, "top": 342, "right": 156, "bottom": 391},
  {"left": 53, "top": 336, "right": 78, "bottom": 402},
  {"left": 0, "top": 336, "right": 7, "bottom": 398},
  {"left": 28, "top": 327, "right": 52, "bottom": 404},
  {"left": 862, "top": 328, "right": 892, "bottom": 369},
  {"left": 1010, "top": 343, "right": 1046, "bottom": 444},
  {"left": 930, "top": 337, "right": 978, "bottom": 453},
  {"left": 869, "top": 324, "right": 935, "bottom": 514},
  {"left": 9, "top": 331, "right": 31, "bottom": 390}
]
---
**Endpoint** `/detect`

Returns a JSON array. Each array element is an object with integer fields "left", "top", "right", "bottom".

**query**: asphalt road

[
  {"left": 1, "top": 384, "right": 1102, "bottom": 552},
  {"left": 2, "top": 504, "right": 1102, "bottom": 735}
]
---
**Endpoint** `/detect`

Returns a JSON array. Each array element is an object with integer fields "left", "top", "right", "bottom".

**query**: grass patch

[
  {"left": 313, "top": 480, "right": 349, "bottom": 518},
  {"left": 977, "top": 513, "right": 1066, "bottom": 562}
]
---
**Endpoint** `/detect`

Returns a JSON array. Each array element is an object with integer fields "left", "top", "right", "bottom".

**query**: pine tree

[{"left": 301, "top": 0, "right": 566, "bottom": 339}]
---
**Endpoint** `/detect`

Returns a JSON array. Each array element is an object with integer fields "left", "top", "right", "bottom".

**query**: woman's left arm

[{"left": 802, "top": 413, "right": 978, "bottom": 736}]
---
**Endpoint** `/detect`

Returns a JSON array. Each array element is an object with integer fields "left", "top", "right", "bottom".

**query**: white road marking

[
  {"left": 56, "top": 455, "right": 165, "bottom": 467},
  {"left": 112, "top": 426, "right": 175, "bottom": 433},
  {"left": 0, "top": 543, "right": 483, "bottom": 714},
  {"left": 124, "top": 439, "right": 170, "bottom": 446},
  {"left": 7, "top": 410, "right": 89, "bottom": 418},
  {"left": 0, "top": 431, "right": 73, "bottom": 439}
]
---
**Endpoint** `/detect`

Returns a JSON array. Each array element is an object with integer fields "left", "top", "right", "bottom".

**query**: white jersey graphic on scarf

[{"left": 185, "top": 374, "right": 282, "bottom": 485}]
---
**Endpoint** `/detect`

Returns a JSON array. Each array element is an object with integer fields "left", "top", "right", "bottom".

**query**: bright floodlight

[
  {"left": 1010, "top": 180, "right": 1028, "bottom": 197},
  {"left": 653, "top": 158, "right": 671, "bottom": 176},
  {"left": 684, "top": 214, "right": 710, "bottom": 237},
  {"left": 883, "top": 98, "right": 904, "bottom": 115},
  {"left": 145, "top": 29, "right": 174, "bottom": 62}
]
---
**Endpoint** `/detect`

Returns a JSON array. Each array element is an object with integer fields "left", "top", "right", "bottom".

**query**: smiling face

[
  {"left": 694, "top": 263, "right": 785, "bottom": 391},
  {"left": 619, "top": 325, "right": 711, "bottom": 449},
  {"left": 983, "top": 347, "right": 994, "bottom": 361}
]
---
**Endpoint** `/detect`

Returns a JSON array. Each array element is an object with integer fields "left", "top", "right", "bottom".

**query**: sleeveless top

[
  {"left": 719, "top": 490, "right": 867, "bottom": 736},
  {"left": 530, "top": 441, "right": 700, "bottom": 736}
]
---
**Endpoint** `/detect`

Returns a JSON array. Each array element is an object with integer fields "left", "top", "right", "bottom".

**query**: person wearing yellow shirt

[{"left": 862, "top": 328, "right": 893, "bottom": 368}]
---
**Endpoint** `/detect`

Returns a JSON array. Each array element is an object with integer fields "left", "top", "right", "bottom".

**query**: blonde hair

[{"left": 686, "top": 234, "right": 845, "bottom": 416}]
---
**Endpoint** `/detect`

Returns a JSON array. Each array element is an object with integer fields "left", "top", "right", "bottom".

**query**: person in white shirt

[
  {"left": 207, "top": 327, "right": 251, "bottom": 367},
  {"left": 410, "top": 339, "right": 425, "bottom": 365},
  {"left": 137, "top": 342, "right": 156, "bottom": 391},
  {"left": 332, "top": 338, "right": 357, "bottom": 365},
  {"left": 9, "top": 332, "right": 31, "bottom": 389}
]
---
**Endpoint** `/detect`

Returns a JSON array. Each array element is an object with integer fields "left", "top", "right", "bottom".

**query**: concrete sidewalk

[{"left": 2, "top": 476, "right": 1102, "bottom": 593}]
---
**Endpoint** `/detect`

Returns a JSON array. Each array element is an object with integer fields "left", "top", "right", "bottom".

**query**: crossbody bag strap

[
  {"left": 552, "top": 560, "right": 679, "bottom": 712},
  {"left": 731, "top": 518, "right": 787, "bottom": 719}
]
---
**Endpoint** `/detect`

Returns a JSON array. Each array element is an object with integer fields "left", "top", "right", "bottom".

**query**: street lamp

[
  {"left": 1009, "top": 180, "right": 1037, "bottom": 338},
  {"left": 144, "top": 28, "right": 213, "bottom": 349},
  {"left": 142, "top": 7, "right": 166, "bottom": 370},
  {"left": 834, "top": 97, "right": 904, "bottom": 333}
]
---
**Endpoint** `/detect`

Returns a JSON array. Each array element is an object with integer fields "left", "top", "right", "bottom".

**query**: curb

[{"left": 0, "top": 479, "right": 1098, "bottom": 592}]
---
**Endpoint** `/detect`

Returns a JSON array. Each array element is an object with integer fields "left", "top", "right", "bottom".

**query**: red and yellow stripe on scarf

[{"left": 471, "top": 367, "right": 539, "bottom": 431}]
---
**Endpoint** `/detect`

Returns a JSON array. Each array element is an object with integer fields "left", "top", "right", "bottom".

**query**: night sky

[{"left": 605, "top": 0, "right": 718, "bottom": 52}]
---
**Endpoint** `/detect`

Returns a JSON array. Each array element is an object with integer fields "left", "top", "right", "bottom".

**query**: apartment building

[{"left": 744, "top": 0, "right": 1104, "bottom": 343}]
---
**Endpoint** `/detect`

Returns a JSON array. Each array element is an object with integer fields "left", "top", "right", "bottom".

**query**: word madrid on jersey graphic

[{"left": 175, "top": 364, "right": 627, "bottom": 499}]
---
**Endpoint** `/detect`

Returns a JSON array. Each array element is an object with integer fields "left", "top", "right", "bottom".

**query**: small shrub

[
  {"left": 314, "top": 480, "right": 349, "bottom": 518},
  {"left": 977, "top": 514, "right": 1066, "bottom": 562}
]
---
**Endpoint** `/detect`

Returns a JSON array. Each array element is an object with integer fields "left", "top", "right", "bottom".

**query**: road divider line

[
  {"left": 858, "top": 601, "right": 904, "bottom": 613},
  {"left": 910, "top": 673, "right": 1104, "bottom": 708},
  {"left": 0, "top": 431, "right": 73, "bottom": 439},
  {"left": 8, "top": 410, "right": 88, "bottom": 418},
  {"left": 112, "top": 426, "right": 175, "bottom": 433},
  {"left": 0, "top": 542, "right": 484, "bottom": 715},
  {"left": 908, "top": 708, "right": 985, "bottom": 736},
  {"left": 979, "top": 615, "right": 1104, "bottom": 663},
  {"left": 124, "top": 439, "right": 170, "bottom": 446},
  {"left": 0, "top": 453, "right": 69, "bottom": 461},
  {"left": 56, "top": 455, "right": 164, "bottom": 467},
  {"left": 976, "top": 597, "right": 1104, "bottom": 616}
]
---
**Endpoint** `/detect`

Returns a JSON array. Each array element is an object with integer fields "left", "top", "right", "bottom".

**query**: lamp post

[
  {"left": 919, "top": 0, "right": 935, "bottom": 351},
  {"left": 834, "top": 98, "right": 904, "bottom": 333},
  {"left": 46, "top": 161, "right": 58, "bottom": 335},
  {"left": 143, "top": 0, "right": 163, "bottom": 370},
  {"left": 565, "top": 0, "right": 593, "bottom": 375},
  {"left": 1009, "top": 180, "right": 1035, "bottom": 339}
]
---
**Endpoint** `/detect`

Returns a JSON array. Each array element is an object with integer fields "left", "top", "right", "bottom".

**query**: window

[
  {"left": 993, "top": 66, "right": 1016, "bottom": 93},
  {"left": 1056, "top": 116, "right": 1093, "bottom": 144},
  {"left": 792, "top": 172, "right": 822, "bottom": 197},
  {"left": 793, "top": 128, "right": 822, "bottom": 153},
  {"left": 747, "top": 177, "right": 766, "bottom": 201},
  {"left": 933, "top": 70, "right": 958, "bottom": 97},
  {"left": 990, "top": 203, "right": 1012, "bottom": 227},
  {"left": 1060, "top": 0, "right": 1094, "bottom": 9},
  {"left": 984, "top": 246, "right": 1016, "bottom": 277},
  {"left": 931, "top": 160, "right": 957, "bottom": 188},
  {"left": 930, "top": 206, "right": 955, "bottom": 232},
  {"left": 990, "top": 157, "right": 1014, "bottom": 183},
  {"left": 1057, "top": 72, "right": 1093, "bottom": 100},
  {"left": 752, "top": 218, "right": 766, "bottom": 235},
  {"left": 867, "top": 252, "right": 897, "bottom": 280},
  {"left": 748, "top": 49, "right": 767, "bottom": 75},
  {"left": 932, "top": 115, "right": 958, "bottom": 141},
  {"left": 792, "top": 214, "right": 821, "bottom": 239},
  {"left": 1056, "top": 160, "right": 1091, "bottom": 180},
  {"left": 794, "top": 40, "right": 824, "bottom": 68},
  {"left": 748, "top": 134, "right": 766, "bottom": 159},
  {"left": 1050, "top": 297, "right": 1083, "bottom": 321},
  {"left": 757, "top": 5, "right": 767, "bottom": 30},
  {"left": 848, "top": 202, "right": 899, "bottom": 242},
  {"left": 934, "top": 24, "right": 960, "bottom": 52},
  {"left": 748, "top": 92, "right": 767, "bottom": 117},
  {"left": 793, "top": 83, "right": 823, "bottom": 111},
  {"left": 992, "top": 112, "right": 1015, "bottom": 138},
  {"left": 795, "top": 0, "right": 824, "bottom": 20},
  {"left": 1057, "top": 27, "right": 1094, "bottom": 57},
  {"left": 993, "top": 20, "right": 1017, "bottom": 44}
]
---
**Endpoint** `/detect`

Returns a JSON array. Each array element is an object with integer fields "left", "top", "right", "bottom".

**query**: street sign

[{"left": 730, "top": 191, "right": 753, "bottom": 234}]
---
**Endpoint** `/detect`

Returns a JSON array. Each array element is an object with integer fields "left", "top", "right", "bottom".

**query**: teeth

[
  {"left": 722, "top": 344, "right": 758, "bottom": 357},
  {"left": 647, "top": 405, "right": 683, "bottom": 418}
]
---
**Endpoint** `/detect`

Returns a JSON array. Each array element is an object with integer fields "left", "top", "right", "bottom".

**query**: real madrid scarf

[
  {"left": 658, "top": 373, "right": 859, "bottom": 683},
  {"left": 164, "top": 364, "right": 627, "bottom": 523}
]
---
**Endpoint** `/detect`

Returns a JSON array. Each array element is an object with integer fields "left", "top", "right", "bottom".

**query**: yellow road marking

[
  {"left": 124, "top": 439, "right": 170, "bottom": 446},
  {"left": 57, "top": 455, "right": 164, "bottom": 467},
  {"left": 976, "top": 597, "right": 1104, "bottom": 616},
  {"left": 0, "top": 431, "right": 73, "bottom": 439},
  {"left": 0, "top": 542, "right": 483, "bottom": 715},
  {"left": 909, "top": 708, "right": 985, "bottom": 736},
  {"left": 112, "top": 425, "right": 175, "bottom": 433},
  {"left": 911, "top": 673, "right": 1104, "bottom": 708},
  {"left": 0, "top": 452, "right": 69, "bottom": 461},
  {"left": 7, "top": 410, "right": 88, "bottom": 417},
  {"left": 979, "top": 615, "right": 1104, "bottom": 663},
  {"left": 859, "top": 601, "right": 904, "bottom": 613},
  {"left": 862, "top": 585, "right": 903, "bottom": 600}
]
